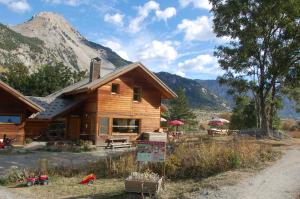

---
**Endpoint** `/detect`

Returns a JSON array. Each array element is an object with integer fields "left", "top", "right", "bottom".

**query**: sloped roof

[
  {"left": 0, "top": 80, "right": 44, "bottom": 113},
  {"left": 46, "top": 58, "right": 116, "bottom": 98},
  {"left": 63, "top": 62, "right": 177, "bottom": 99},
  {"left": 24, "top": 61, "right": 176, "bottom": 120},
  {"left": 27, "top": 96, "right": 86, "bottom": 119}
]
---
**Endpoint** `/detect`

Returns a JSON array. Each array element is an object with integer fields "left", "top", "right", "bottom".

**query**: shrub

[
  {"left": 164, "top": 139, "right": 278, "bottom": 179},
  {"left": 281, "top": 119, "right": 297, "bottom": 131},
  {"left": 25, "top": 138, "right": 33, "bottom": 144}
]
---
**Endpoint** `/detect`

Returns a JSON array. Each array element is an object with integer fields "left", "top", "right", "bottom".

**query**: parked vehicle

[
  {"left": 0, "top": 135, "right": 16, "bottom": 149},
  {"left": 26, "top": 175, "right": 49, "bottom": 186}
]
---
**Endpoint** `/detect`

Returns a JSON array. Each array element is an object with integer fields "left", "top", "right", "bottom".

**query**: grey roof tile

[{"left": 27, "top": 96, "right": 85, "bottom": 119}]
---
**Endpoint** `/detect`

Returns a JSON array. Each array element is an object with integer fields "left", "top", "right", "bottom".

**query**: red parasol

[{"left": 168, "top": 120, "right": 184, "bottom": 126}]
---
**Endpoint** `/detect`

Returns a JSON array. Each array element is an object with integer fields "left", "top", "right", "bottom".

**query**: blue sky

[{"left": 0, "top": 0, "right": 228, "bottom": 80}]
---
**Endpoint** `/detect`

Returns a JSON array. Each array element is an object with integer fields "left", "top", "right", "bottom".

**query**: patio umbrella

[
  {"left": 168, "top": 120, "right": 184, "bottom": 131},
  {"left": 208, "top": 118, "right": 230, "bottom": 126},
  {"left": 160, "top": 117, "right": 167, "bottom": 122}
]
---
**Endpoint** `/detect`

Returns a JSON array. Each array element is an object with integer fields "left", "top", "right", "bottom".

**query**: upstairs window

[
  {"left": 111, "top": 83, "right": 119, "bottom": 94},
  {"left": 133, "top": 87, "right": 142, "bottom": 102},
  {"left": 0, "top": 115, "right": 21, "bottom": 124}
]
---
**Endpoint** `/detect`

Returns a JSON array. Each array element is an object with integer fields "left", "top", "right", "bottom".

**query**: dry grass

[
  {"left": 163, "top": 138, "right": 279, "bottom": 179},
  {"left": 1, "top": 136, "right": 281, "bottom": 199},
  {"left": 10, "top": 176, "right": 130, "bottom": 199},
  {"left": 288, "top": 131, "right": 300, "bottom": 138}
]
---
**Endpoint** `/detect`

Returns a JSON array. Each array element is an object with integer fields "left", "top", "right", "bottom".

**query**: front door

[{"left": 68, "top": 117, "right": 81, "bottom": 140}]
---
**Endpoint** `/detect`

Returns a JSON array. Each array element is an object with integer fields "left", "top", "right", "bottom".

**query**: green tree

[
  {"left": 0, "top": 62, "right": 86, "bottom": 96},
  {"left": 168, "top": 88, "right": 197, "bottom": 128},
  {"left": 230, "top": 97, "right": 257, "bottom": 130},
  {"left": 210, "top": 0, "right": 300, "bottom": 136},
  {"left": 0, "top": 63, "right": 30, "bottom": 94}
]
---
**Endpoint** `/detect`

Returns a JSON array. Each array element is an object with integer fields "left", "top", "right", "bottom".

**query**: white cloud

[
  {"left": 129, "top": 1, "right": 159, "bottom": 33},
  {"left": 177, "top": 16, "right": 215, "bottom": 41},
  {"left": 178, "top": 54, "right": 223, "bottom": 75},
  {"left": 175, "top": 70, "right": 186, "bottom": 77},
  {"left": 129, "top": 1, "right": 176, "bottom": 33},
  {"left": 155, "top": 7, "right": 176, "bottom": 21},
  {"left": 139, "top": 40, "right": 178, "bottom": 63},
  {"left": 102, "top": 40, "right": 129, "bottom": 60},
  {"left": 43, "top": 0, "right": 88, "bottom": 6},
  {"left": 0, "top": 0, "right": 30, "bottom": 12},
  {"left": 179, "top": 0, "right": 211, "bottom": 10},
  {"left": 104, "top": 13, "right": 124, "bottom": 26}
]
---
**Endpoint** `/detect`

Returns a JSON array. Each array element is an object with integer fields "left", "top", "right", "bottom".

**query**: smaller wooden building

[{"left": 0, "top": 80, "right": 44, "bottom": 144}]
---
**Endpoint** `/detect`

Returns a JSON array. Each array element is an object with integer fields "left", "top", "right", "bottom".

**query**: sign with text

[{"left": 136, "top": 141, "right": 166, "bottom": 162}]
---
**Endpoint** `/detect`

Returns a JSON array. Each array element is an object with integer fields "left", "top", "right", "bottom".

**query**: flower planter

[{"left": 125, "top": 177, "right": 162, "bottom": 194}]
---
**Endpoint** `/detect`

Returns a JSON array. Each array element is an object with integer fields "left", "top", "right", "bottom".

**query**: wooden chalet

[
  {"left": 1, "top": 58, "right": 176, "bottom": 144},
  {"left": 0, "top": 80, "right": 44, "bottom": 144}
]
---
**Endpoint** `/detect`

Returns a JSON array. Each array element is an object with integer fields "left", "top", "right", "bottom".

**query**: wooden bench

[{"left": 105, "top": 137, "right": 131, "bottom": 149}]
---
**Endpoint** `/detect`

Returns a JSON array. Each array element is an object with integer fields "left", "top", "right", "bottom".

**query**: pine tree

[{"left": 168, "top": 88, "right": 197, "bottom": 127}]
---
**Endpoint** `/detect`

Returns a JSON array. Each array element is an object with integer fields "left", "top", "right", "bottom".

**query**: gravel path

[
  {"left": 0, "top": 148, "right": 133, "bottom": 176},
  {"left": 0, "top": 186, "right": 28, "bottom": 199},
  {"left": 192, "top": 148, "right": 300, "bottom": 199}
]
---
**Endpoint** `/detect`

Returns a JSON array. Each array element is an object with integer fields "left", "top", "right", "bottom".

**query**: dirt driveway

[
  {"left": 191, "top": 147, "right": 300, "bottom": 199},
  {"left": 0, "top": 148, "right": 133, "bottom": 176}
]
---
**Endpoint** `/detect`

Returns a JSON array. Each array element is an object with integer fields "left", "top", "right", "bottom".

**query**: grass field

[{"left": 2, "top": 135, "right": 283, "bottom": 199}]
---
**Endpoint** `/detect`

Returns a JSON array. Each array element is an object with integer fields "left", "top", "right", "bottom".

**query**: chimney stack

[{"left": 89, "top": 57, "right": 101, "bottom": 82}]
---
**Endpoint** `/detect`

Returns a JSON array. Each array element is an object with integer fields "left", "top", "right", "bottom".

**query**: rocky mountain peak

[
  {"left": 0, "top": 11, "right": 130, "bottom": 71},
  {"left": 14, "top": 11, "right": 83, "bottom": 42}
]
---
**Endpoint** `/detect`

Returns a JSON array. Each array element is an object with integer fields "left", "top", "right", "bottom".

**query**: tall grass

[{"left": 164, "top": 139, "right": 278, "bottom": 179}]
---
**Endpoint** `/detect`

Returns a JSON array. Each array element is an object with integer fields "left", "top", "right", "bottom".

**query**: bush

[
  {"left": 281, "top": 119, "right": 298, "bottom": 131},
  {"left": 164, "top": 139, "right": 278, "bottom": 179},
  {"left": 44, "top": 140, "right": 95, "bottom": 153},
  {"left": 25, "top": 138, "right": 33, "bottom": 144}
]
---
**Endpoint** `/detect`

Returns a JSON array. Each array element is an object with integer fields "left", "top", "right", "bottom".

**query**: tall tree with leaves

[
  {"left": 210, "top": 0, "right": 300, "bottom": 136},
  {"left": 0, "top": 62, "right": 86, "bottom": 96},
  {"left": 168, "top": 88, "right": 197, "bottom": 127}
]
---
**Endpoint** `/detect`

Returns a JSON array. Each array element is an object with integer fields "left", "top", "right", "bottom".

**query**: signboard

[{"left": 136, "top": 141, "right": 166, "bottom": 162}]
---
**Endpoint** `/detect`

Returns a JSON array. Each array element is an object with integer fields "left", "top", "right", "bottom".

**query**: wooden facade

[
  {"left": 64, "top": 68, "right": 164, "bottom": 144},
  {"left": 0, "top": 81, "right": 43, "bottom": 144}
]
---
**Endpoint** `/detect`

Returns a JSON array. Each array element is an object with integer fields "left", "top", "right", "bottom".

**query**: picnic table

[{"left": 105, "top": 137, "right": 131, "bottom": 149}]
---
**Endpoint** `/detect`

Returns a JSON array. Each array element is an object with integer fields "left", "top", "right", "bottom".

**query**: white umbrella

[
  {"left": 160, "top": 117, "right": 167, "bottom": 122},
  {"left": 210, "top": 118, "right": 230, "bottom": 123}
]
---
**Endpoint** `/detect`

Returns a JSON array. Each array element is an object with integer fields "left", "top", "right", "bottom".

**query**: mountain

[
  {"left": 156, "top": 72, "right": 230, "bottom": 110},
  {"left": 197, "top": 79, "right": 300, "bottom": 119},
  {"left": 0, "top": 12, "right": 130, "bottom": 71}
]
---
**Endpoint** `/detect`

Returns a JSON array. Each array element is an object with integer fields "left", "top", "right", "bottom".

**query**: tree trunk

[
  {"left": 254, "top": 95, "right": 261, "bottom": 128},
  {"left": 269, "top": 83, "right": 276, "bottom": 130},
  {"left": 260, "top": 97, "right": 270, "bottom": 136}
]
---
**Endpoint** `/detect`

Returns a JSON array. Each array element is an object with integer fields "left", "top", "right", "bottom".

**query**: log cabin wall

[
  {"left": 0, "top": 89, "right": 30, "bottom": 144},
  {"left": 95, "top": 68, "right": 161, "bottom": 143},
  {"left": 25, "top": 120, "right": 50, "bottom": 139}
]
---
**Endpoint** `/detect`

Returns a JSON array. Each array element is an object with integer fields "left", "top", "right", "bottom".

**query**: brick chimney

[{"left": 89, "top": 57, "right": 101, "bottom": 82}]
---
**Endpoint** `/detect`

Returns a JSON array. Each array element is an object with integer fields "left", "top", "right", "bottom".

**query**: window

[
  {"left": 0, "top": 115, "right": 21, "bottom": 124},
  {"left": 133, "top": 87, "right": 142, "bottom": 101},
  {"left": 99, "top": 118, "right": 109, "bottom": 135},
  {"left": 111, "top": 83, "right": 119, "bottom": 94},
  {"left": 112, "top": 118, "right": 140, "bottom": 133}
]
